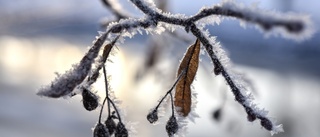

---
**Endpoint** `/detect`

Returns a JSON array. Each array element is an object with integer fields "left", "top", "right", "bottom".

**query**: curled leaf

[{"left": 174, "top": 39, "right": 201, "bottom": 116}]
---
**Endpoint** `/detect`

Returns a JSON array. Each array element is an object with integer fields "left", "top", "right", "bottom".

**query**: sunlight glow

[
  {"left": 0, "top": 37, "right": 36, "bottom": 72},
  {"left": 92, "top": 47, "right": 128, "bottom": 98}
]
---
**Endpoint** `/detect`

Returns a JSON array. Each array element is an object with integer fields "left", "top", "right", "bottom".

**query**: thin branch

[
  {"left": 102, "top": 65, "right": 111, "bottom": 117},
  {"left": 39, "top": 0, "right": 313, "bottom": 135},
  {"left": 188, "top": 4, "right": 304, "bottom": 33},
  {"left": 102, "top": 65, "right": 122, "bottom": 123},
  {"left": 154, "top": 69, "right": 186, "bottom": 110},
  {"left": 169, "top": 92, "right": 174, "bottom": 116},
  {"left": 101, "top": 0, "right": 128, "bottom": 20},
  {"left": 107, "top": 95, "right": 122, "bottom": 123},
  {"left": 87, "top": 34, "right": 121, "bottom": 86},
  {"left": 130, "top": 0, "right": 311, "bottom": 36},
  {"left": 99, "top": 94, "right": 108, "bottom": 123}
]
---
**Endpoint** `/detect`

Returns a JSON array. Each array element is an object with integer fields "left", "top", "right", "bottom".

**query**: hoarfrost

[
  {"left": 37, "top": 32, "right": 108, "bottom": 98},
  {"left": 271, "top": 124, "right": 284, "bottom": 136},
  {"left": 175, "top": 114, "right": 189, "bottom": 137},
  {"left": 220, "top": 0, "right": 315, "bottom": 41}
]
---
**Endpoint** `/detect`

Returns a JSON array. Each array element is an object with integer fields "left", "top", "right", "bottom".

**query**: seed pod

[
  {"left": 115, "top": 122, "right": 128, "bottom": 137},
  {"left": 166, "top": 116, "right": 179, "bottom": 136},
  {"left": 147, "top": 109, "right": 158, "bottom": 124},
  {"left": 105, "top": 116, "right": 116, "bottom": 135},
  {"left": 93, "top": 123, "right": 110, "bottom": 137},
  {"left": 82, "top": 88, "right": 98, "bottom": 111}
]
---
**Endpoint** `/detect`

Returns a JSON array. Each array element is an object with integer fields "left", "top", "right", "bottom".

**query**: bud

[
  {"left": 105, "top": 116, "right": 116, "bottom": 135},
  {"left": 147, "top": 109, "right": 158, "bottom": 124},
  {"left": 82, "top": 88, "right": 99, "bottom": 111},
  {"left": 115, "top": 122, "right": 128, "bottom": 137},
  {"left": 212, "top": 108, "right": 221, "bottom": 121},
  {"left": 93, "top": 123, "right": 110, "bottom": 137},
  {"left": 261, "top": 118, "right": 273, "bottom": 131},
  {"left": 166, "top": 116, "right": 179, "bottom": 136},
  {"left": 111, "top": 25, "right": 123, "bottom": 33},
  {"left": 213, "top": 65, "right": 222, "bottom": 75},
  {"left": 285, "top": 22, "right": 303, "bottom": 33},
  {"left": 247, "top": 114, "right": 256, "bottom": 122}
]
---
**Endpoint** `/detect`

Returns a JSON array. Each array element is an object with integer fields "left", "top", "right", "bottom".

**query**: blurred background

[{"left": 0, "top": 0, "right": 319, "bottom": 137}]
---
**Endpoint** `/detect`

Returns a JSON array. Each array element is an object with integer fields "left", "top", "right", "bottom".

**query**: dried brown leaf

[
  {"left": 174, "top": 39, "right": 200, "bottom": 117},
  {"left": 102, "top": 35, "right": 120, "bottom": 62},
  {"left": 102, "top": 43, "right": 113, "bottom": 62}
]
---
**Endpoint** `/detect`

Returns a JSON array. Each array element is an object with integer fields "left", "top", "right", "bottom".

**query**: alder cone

[{"left": 174, "top": 39, "right": 200, "bottom": 117}]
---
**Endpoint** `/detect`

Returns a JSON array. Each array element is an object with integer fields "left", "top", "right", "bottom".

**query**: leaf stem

[
  {"left": 169, "top": 92, "right": 174, "bottom": 116},
  {"left": 106, "top": 95, "right": 122, "bottom": 123},
  {"left": 102, "top": 65, "right": 111, "bottom": 117},
  {"left": 155, "top": 68, "right": 186, "bottom": 110},
  {"left": 98, "top": 93, "right": 108, "bottom": 123},
  {"left": 102, "top": 65, "right": 122, "bottom": 123}
]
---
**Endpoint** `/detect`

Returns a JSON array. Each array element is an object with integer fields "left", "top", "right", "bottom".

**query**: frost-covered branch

[
  {"left": 190, "top": 2, "right": 307, "bottom": 33},
  {"left": 86, "top": 34, "right": 121, "bottom": 86},
  {"left": 106, "top": 0, "right": 314, "bottom": 134},
  {"left": 130, "top": 0, "right": 312, "bottom": 40},
  {"left": 189, "top": 25, "right": 283, "bottom": 134},
  {"left": 37, "top": 31, "right": 109, "bottom": 98},
  {"left": 38, "top": 0, "right": 315, "bottom": 136}
]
